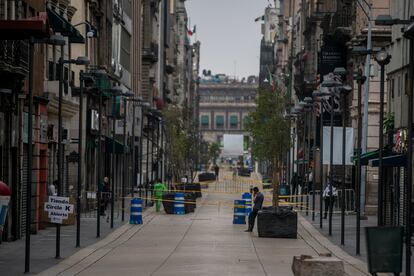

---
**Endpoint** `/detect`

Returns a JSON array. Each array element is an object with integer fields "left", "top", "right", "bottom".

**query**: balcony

[
  {"left": 0, "top": 40, "right": 29, "bottom": 77},
  {"left": 142, "top": 42, "right": 159, "bottom": 63}
]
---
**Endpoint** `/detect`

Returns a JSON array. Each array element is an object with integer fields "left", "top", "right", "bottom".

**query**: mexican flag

[{"left": 187, "top": 25, "right": 196, "bottom": 36}]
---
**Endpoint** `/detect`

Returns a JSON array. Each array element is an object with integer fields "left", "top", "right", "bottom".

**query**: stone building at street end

[{"left": 198, "top": 78, "right": 257, "bottom": 149}]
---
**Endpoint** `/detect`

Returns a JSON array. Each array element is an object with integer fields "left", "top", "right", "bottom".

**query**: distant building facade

[{"left": 198, "top": 82, "right": 257, "bottom": 147}]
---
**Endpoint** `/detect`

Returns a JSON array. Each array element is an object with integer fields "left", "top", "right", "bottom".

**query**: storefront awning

[
  {"left": 352, "top": 146, "right": 393, "bottom": 166},
  {"left": 0, "top": 12, "right": 51, "bottom": 39},
  {"left": 369, "top": 154, "right": 407, "bottom": 167},
  {"left": 47, "top": 8, "right": 84, "bottom": 44},
  {"left": 294, "top": 159, "right": 308, "bottom": 165},
  {"left": 105, "top": 136, "right": 128, "bottom": 154}
]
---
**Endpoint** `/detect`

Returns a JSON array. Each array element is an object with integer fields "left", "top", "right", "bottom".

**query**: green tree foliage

[
  {"left": 208, "top": 142, "right": 221, "bottom": 164},
  {"left": 163, "top": 106, "right": 201, "bottom": 183},
  {"left": 246, "top": 87, "right": 291, "bottom": 206}
]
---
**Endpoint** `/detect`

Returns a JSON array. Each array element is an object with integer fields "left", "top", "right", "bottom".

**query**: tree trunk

[{"left": 272, "top": 157, "right": 280, "bottom": 207}]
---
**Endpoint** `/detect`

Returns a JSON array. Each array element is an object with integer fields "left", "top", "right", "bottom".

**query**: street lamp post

[
  {"left": 374, "top": 48, "right": 391, "bottom": 226},
  {"left": 340, "top": 85, "right": 352, "bottom": 246},
  {"left": 109, "top": 85, "right": 123, "bottom": 229},
  {"left": 304, "top": 97, "right": 313, "bottom": 217},
  {"left": 354, "top": 68, "right": 366, "bottom": 255},
  {"left": 313, "top": 89, "right": 332, "bottom": 229},
  {"left": 58, "top": 53, "right": 89, "bottom": 257},
  {"left": 404, "top": 22, "right": 414, "bottom": 276},
  {"left": 321, "top": 78, "right": 343, "bottom": 236}
]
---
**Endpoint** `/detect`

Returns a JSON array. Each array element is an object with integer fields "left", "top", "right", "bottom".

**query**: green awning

[
  {"left": 200, "top": 115, "right": 209, "bottom": 125},
  {"left": 105, "top": 136, "right": 128, "bottom": 154},
  {"left": 352, "top": 146, "right": 393, "bottom": 166},
  {"left": 230, "top": 116, "right": 238, "bottom": 125},
  {"left": 216, "top": 116, "right": 224, "bottom": 125},
  {"left": 47, "top": 8, "right": 85, "bottom": 44},
  {"left": 369, "top": 154, "right": 406, "bottom": 167}
]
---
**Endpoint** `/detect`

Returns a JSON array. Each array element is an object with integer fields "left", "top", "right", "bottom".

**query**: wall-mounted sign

[
  {"left": 318, "top": 44, "right": 347, "bottom": 79},
  {"left": 91, "top": 109, "right": 99, "bottom": 131}
]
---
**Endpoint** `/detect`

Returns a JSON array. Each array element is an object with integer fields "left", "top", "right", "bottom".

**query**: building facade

[{"left": 198, "top": 81, "right": 257, "bottom": 146}]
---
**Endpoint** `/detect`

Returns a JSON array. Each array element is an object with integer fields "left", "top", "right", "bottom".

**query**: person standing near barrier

[
  {"left": 323, "top": 179, "right": 337, "bottom": 219},
  {"left": 245, "top": 187, "right": 264, "bottom": 232},
  {"left": 290, "top": 173, "right": 298, "bottom": 201},
  {"left": 154, "top": 179, "right": 167, "bottom": 212},
  {"left": 214, "top": 164, "right": 220, "bottom": 180}
]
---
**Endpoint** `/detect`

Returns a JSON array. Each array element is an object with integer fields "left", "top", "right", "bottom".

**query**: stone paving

[{"left": 37, "top": 172, "right": 371, "bottom": 276}]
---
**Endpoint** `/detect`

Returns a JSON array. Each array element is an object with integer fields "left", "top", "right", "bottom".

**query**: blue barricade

[
  {"left": 130, "top": 198, "right": 143, "bottom": 224},
  {"left": 233, "top": 199, "right": 246, "bottom": 224},
  {"left": 174, "top": 193, "right": 185, "bottom": 215},
  {"left": 242, "top": 192, "right": 252, "bottom": 216}
]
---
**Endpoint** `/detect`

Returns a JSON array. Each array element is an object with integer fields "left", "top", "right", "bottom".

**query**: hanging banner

[{"left": 323, "top": 126, "right": 354, "bottom": 165}]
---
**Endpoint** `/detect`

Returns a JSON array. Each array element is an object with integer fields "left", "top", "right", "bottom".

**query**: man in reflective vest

[{"left": 154, "top": 179, "right": 167, "bottom": 212}]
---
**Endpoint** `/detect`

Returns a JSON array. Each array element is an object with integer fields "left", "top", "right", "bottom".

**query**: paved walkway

[
  {"left": 38, "top": 174, "right": 371, "bottom": 276},
  {"left": 0, "top": 203, "right": 125, "bottom": 275}
]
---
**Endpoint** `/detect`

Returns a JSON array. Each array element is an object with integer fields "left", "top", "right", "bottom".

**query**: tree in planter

[
  {"left": 246, "top": 87, "right": 291, "bottom": 207},
  {"left": 163, "top": 106, "right": 188, "bottom": 182},
  {"left": 208, "top": 142, "right": 221, "bottom": 165},
  {"left": 163, "top": 105, "right": 202, "bottom": 183}
]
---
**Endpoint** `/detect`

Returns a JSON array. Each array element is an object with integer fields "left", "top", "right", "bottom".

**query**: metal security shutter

[{"left": 20, "top": 145, "right": 27, "bottom": 236}]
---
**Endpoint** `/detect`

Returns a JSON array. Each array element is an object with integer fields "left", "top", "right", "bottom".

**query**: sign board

[
  {"left": 322, "top": 127, "right": 354, "bottom": 165},
  {"left": 44, "top": 196, "right": 74, "bottom": 224},
  {"left": 223, "top": 134, "right": 244, "bottom": 157},
  {"left": 318, "top": 44, "right": 347, "bottom": 79}
]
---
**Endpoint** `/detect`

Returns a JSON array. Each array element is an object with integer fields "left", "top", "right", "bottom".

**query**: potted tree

[{"left": 246, "top": 86, "right": 297, "bottom": 238}]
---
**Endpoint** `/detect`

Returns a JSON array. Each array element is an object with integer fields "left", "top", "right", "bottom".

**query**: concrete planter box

[
  {"left": 198, "top": 172, "right": 216, "bottom": 182},
  {"left": 257, "top": 207, "right": 297, "bottom": 238}
]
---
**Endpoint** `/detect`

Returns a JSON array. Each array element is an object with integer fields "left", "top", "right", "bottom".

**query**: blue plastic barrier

[
  {"left": 233, "top": 199, "right": 246, "bottom": 224},
  {"left": 130, "top": 198, "right": 143, "bottom": 224},
  {"left": 174, "top": 193, "right": 185, "bottom": 215},
  {"left": 242, "top": 193, "right": 252, "bottom": 216}
]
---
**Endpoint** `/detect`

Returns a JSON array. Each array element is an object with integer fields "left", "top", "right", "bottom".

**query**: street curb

[
  {"left": 297, "top": 214, "right": 369, "bottom": 276},
  {"left": 36, "top": 209, "right": 156, "bottom": 276}
]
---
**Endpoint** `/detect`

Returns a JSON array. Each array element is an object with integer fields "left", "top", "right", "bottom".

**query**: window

[
  {"left": 229, "top": 115, "right": 238, "bottom": 128},
  {"left": 243, "top": 116, "right": 252, "bottom": 129},
  {"left": 391, "top": 78, "right": 394, "bottom": 99},
  {"left": 216, "top": 115, "right": 224, "bottom": 128},
  {"left": 405, "top": 73, "right": 409, "bottom": 95},
  {"left": 200, "top": 115, "right": 209, "bottom": 127},
  {"left": 398, "top": 76, "right": 401, "bottom": 96},
  {"left": 48, "top": 61, "right": 55, "bottom": 80},
  {"left": 120, "top": 27, "right": 131, "bottom": 72}
]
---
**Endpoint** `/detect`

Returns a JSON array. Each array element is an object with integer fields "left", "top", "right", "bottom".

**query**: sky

[{"left": 186, "top": 0, "right": 270, "bottom": 79}]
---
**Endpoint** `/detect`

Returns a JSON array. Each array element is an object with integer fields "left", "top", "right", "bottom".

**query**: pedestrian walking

[
  {"left": 214, "top": 164, "right": 220, "bottom": 180},
  {"left": 245, "top": 187, "right": 264, "bottom": 232},
  {"left": 48, "top": 180, "right": 57, "bottom": 196},
  {"left": 290, "top": 172, "right": 298, "bottom": 200},
  {"left": 154, "top": 179, "right": 167, "bottom": 212},
  {"left": 322, "top": 178, "right": 337, "bottom": 219},
  {"left": 99, "top": 177, "right": 110, "bottom": 218}
]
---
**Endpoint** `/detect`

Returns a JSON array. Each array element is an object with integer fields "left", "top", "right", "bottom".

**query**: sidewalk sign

[{"left": 44, "top": 196, "right": 74, "bottom": 224}]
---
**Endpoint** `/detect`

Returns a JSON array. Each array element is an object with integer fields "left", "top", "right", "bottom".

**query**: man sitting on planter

[{"left": 245, "top": 187, "right": 264, "bottom": 232}]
